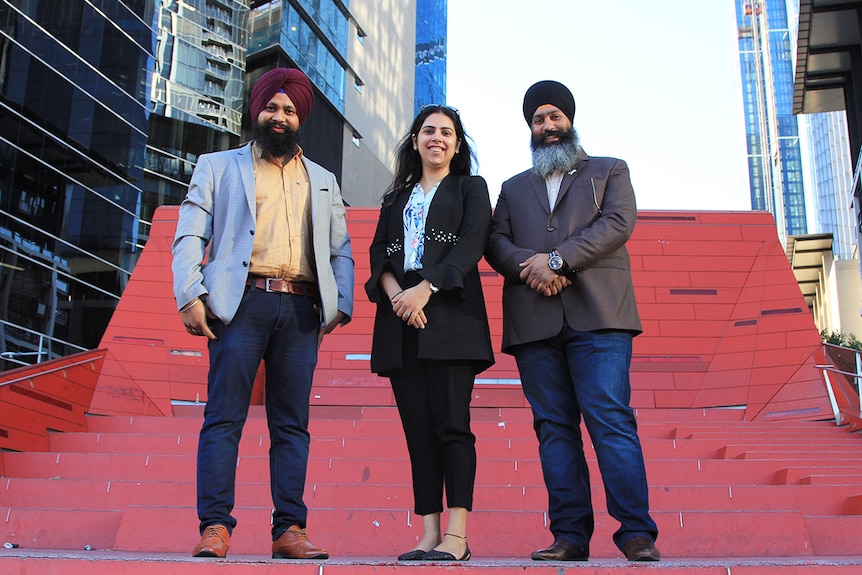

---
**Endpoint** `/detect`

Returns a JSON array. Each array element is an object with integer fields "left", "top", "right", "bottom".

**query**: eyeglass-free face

[{"left": 412, "top": 112, "right": 462, "bottom": 173}]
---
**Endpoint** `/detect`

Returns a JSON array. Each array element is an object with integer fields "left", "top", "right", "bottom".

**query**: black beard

[
  {"left": 252, "top": 121, "right": 301, "bottom": 159},
  {"left": 530, "top": 127, "right": 580, "bottom": 179}
]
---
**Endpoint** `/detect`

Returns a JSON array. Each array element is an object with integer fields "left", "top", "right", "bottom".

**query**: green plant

[{"left": 821, "top": 329, "right": 862, "bottom": 351}]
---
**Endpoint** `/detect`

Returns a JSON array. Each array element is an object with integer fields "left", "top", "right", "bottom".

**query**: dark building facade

[
  {"left": 0, "top": 0, "right": 431, "bottom": 369},
  {"left": 0, "top": 1, "right": 156, "bottom": 367},
  {"left": 794, "top": 0, "right": 862, "bottom": 270}
]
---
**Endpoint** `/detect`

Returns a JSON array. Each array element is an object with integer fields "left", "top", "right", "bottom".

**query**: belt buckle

[{"left": 265, "top": 277, "right": 274, "bottom": 292}]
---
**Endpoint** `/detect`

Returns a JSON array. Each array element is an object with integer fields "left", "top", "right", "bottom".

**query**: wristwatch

[
  {"left": 428, "top": 282, "right": 440, "bottom": 294},
  {"left": 548, "top": 250, "right": 565, "bottom": 274}
]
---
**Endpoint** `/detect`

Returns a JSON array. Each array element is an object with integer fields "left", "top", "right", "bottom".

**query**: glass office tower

[
  {"left": 145, "top": 0, "right": 247, "bottom": 226},
  {"left": 806, "top": 106, "right": 856, "bottom": 261},
  {"left": 246, "top": 0, "right": 353, "bottom": 178},
  {"left": 246, "top": 0, "right": 420, "bottom": 206},
  {"left": 735, "top": 0, "right": 808, "bottom": 242},
  {"left": 0, "top": 1, "right": 155, "bottom": 367},
  {"left": 0, "top": 0, "right": 419, "bottom": 368},
  {"left": 0, "top": 0, "right": 248, "bottom": 369},
  {"left": 414, "top": 0, "right": 446, "bottom": 114}
]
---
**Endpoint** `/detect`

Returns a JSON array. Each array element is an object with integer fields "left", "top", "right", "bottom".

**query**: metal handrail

[
  {"left": 817, "top": 342, "right": 862, "bottom": 425},
  {"left": 0, "top": 318, "right": 87, "bottom": 369},
  {"left": 0, "top": 353, "right": 106, "bottom": 388}
]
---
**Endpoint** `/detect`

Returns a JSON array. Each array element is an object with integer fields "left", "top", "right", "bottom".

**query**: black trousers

[{"left": 389, "top": 323, "right": 477, "bottom": 515}]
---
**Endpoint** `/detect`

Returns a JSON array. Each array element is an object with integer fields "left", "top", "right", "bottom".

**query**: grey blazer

[
  {"left": 485, "top": 147, "right": 641, "bottom": 353},
  {"left": 171, "top": 142, "right": 354, "bottom": 327}
]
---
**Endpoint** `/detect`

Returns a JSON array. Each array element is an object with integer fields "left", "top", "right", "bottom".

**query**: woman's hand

[{"left": 390, "top": 283, "right": 431, "bottom": 329}]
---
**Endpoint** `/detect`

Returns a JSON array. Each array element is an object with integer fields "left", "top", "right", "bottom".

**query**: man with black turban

[
  {"left": 486, "top": 80, "right": 661, "bottom": 563},
  {"left": 172, "top": 67, "right": 354, "bottom": 560}
]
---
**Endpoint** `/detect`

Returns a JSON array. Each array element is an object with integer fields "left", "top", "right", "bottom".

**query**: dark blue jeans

[
  {"left": 512, "top": 327, "right": 658, "bottom": 553},
  {"left": 197, "top": 286, "right": 319, "bottom": 540}
]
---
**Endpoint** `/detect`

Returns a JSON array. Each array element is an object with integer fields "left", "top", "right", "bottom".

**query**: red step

[
  {"left": 2, "top": 551, "right": 862, "bottom": 575},
  {"left": 0, "top": 505, "right": 821, "bottom": 559}
]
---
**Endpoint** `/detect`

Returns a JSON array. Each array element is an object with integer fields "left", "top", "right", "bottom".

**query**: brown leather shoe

[
  {"left": 531, "top": 539, "right": 589, "bottom": 561},
  {"left": 192, "top": 524, "right": 230, "bottom": 558},
  {"left": 623, "top": 536, "right": 661, "bottom": 561},
  {"left": 272, "top": 525, "right": 329, "bottom": 559}
]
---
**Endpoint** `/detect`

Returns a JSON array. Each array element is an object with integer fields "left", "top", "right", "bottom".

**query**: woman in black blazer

[{"left": 365, "top": 105, "right": 494, "bottom": 562}]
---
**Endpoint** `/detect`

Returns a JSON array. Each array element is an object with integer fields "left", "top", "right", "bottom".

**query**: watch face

[{"left": 549, "top": 252, "right": 564, "bottom": 271}]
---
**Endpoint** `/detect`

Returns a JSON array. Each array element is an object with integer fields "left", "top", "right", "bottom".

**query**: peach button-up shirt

[{"left": 248, "top": 143, "right": 316, "bottom": 282}]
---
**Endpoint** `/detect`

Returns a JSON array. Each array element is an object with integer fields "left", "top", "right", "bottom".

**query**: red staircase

[
  {"left": 2, "top": 207, "right": 862, "bottom": 573},
  {"left": 3, "top": 404, "right": 862, "bottom": 573}
]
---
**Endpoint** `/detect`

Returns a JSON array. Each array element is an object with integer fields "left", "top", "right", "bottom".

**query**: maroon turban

[{"left": 249, "top": 68, "right": 314, "bottom": 125}]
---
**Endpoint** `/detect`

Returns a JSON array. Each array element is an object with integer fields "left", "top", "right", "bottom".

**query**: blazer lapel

[
  {"left": 304, "top": 157, "right": 320, "bottom": 222},
  {"left": 236, "top": 143, "right": 256, "bottom": 218},
  {"left": 530, "top": 175, "right": 551, "bottom": 215},
  {"left": 553, "top": 148, "right": 590, "bottom": 210}
]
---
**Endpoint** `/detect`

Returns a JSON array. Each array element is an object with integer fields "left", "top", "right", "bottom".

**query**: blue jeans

[
  {"left": 197, "top": 286, "right": 320, "bottom": 540},
  {"left": 512, "top": 327, "right": 658, "bottom": 553}
]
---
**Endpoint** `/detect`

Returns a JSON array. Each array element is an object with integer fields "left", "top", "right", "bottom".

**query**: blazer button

[
  {"left": 250, "top": 229, "right": 255, "bottom": 235},
  {"left": 242, "top": 261, "right": 248, "bottom": 267},
  {"left": 547, "top": 226, "right": 555, "bottom": 232}
]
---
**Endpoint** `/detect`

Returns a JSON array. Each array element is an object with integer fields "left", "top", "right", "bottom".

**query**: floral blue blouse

[{"left": 402, "top": 181, "right": 440, "bottom": 271}]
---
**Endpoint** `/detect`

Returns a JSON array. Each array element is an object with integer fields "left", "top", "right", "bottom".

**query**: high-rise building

[
  {"left": 805, "top": 110, "right": 856, "bottom": 260},
  {"left": 414, "top": 0, "right": 446, "bottom": 114},
  {"left": 785, "top": 0, "right": 857, "bottom": 262},
  {"left": 145, "top": 0, "right": 248, "bottom": 217},
  {"left": 735, "top": 0, "right": 808, "bottom": 243},
  {"left": 0, "top": 0, "right": 431, "bottom": 368},
  {"left": 0, "top": 1, "right": 156, "bottom": 368},
  {"left": 247, "top": 0, "right": 419, "bottom": 207}
]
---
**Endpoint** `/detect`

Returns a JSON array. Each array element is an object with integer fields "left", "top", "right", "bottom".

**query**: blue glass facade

[
  {"left": 735, "top": 0, "right": 808, "bottom": 239},
  {"left": 146, "top": 0, "right": 246, "bottom": 231},
  {"left": 248, "top": 0, "right": 348, "bottom": 112},
  {"left": 414, "top": 0, "right": 446, "bottom": 115},
  {"left": 807, "top": 111, "right": 855, "bottom": 260},
  {"left": 0, "top": 0, "right": 155, "bottom": 366},
  {"left": 0, "top": 0, "right": 415, "bottom": 368}
]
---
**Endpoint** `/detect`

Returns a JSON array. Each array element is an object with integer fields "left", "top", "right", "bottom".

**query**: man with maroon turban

[{"left": 172, "top": 67, "right": 354, "bottom": 560}]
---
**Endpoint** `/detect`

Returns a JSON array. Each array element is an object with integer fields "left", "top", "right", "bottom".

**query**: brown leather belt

[{"left": 246, "top": 276, "right": 319, "bottom": 299}]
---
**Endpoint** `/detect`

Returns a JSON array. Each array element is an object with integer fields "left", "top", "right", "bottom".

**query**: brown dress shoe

[
  {"left": 623, "top": 536, "right": 661, "bottom": 561},
  {"left": 272, "top": 525, "right": 329, "bottom": 559},
  {"left": 192, "top": 524, "right": 230, "bottom": 558},
  {"left": 531, "top": 539, "right": 589, "bottom": 561}
]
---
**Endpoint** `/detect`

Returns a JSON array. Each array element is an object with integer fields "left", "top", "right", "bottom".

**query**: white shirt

[{"left": 546, "top": 171, "right": 564, "bottom": 211}]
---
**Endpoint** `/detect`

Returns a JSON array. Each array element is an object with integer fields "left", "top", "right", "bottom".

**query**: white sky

[{"left": 446, "top": 1, "right": 753, "bottom": 211}]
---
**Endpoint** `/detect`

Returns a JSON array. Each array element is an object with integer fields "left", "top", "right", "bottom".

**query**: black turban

[
  {"left": 522, "top": 80, "right": 575, "bottom": 125},
  {"left": 249, "top": 68, "right": 314, "bottom": 125}
]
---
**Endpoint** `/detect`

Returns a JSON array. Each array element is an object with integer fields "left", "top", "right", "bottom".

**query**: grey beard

[{"left": 531, "top": 129, "right": 580, "bottom": 179}]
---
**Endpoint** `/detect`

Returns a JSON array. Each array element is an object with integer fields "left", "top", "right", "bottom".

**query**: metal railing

[
  {"left": 0, "top": 319, "right": 87, "bottom": 368},
  {"left": 815, "top": 342, "right": 862, "bottom": 427}
]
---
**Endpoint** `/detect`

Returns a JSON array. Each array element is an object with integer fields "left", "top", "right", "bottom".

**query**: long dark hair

[{"left": 383, "top": 105, "right": 477, "bottom": 203}]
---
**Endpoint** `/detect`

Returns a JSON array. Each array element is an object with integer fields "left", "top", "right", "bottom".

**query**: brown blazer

[{"left": 485, "top": 148, "right": 642, "bottom": 354}]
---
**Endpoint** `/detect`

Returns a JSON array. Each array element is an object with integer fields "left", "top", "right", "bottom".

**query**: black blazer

[{"left": 365, "top": 174, "right": 494, "bottom": 376}]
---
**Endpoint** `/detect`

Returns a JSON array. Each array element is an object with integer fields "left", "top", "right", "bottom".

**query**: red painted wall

[{"left": 90, "top": 206, "right": 828, "bottom": 422}]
